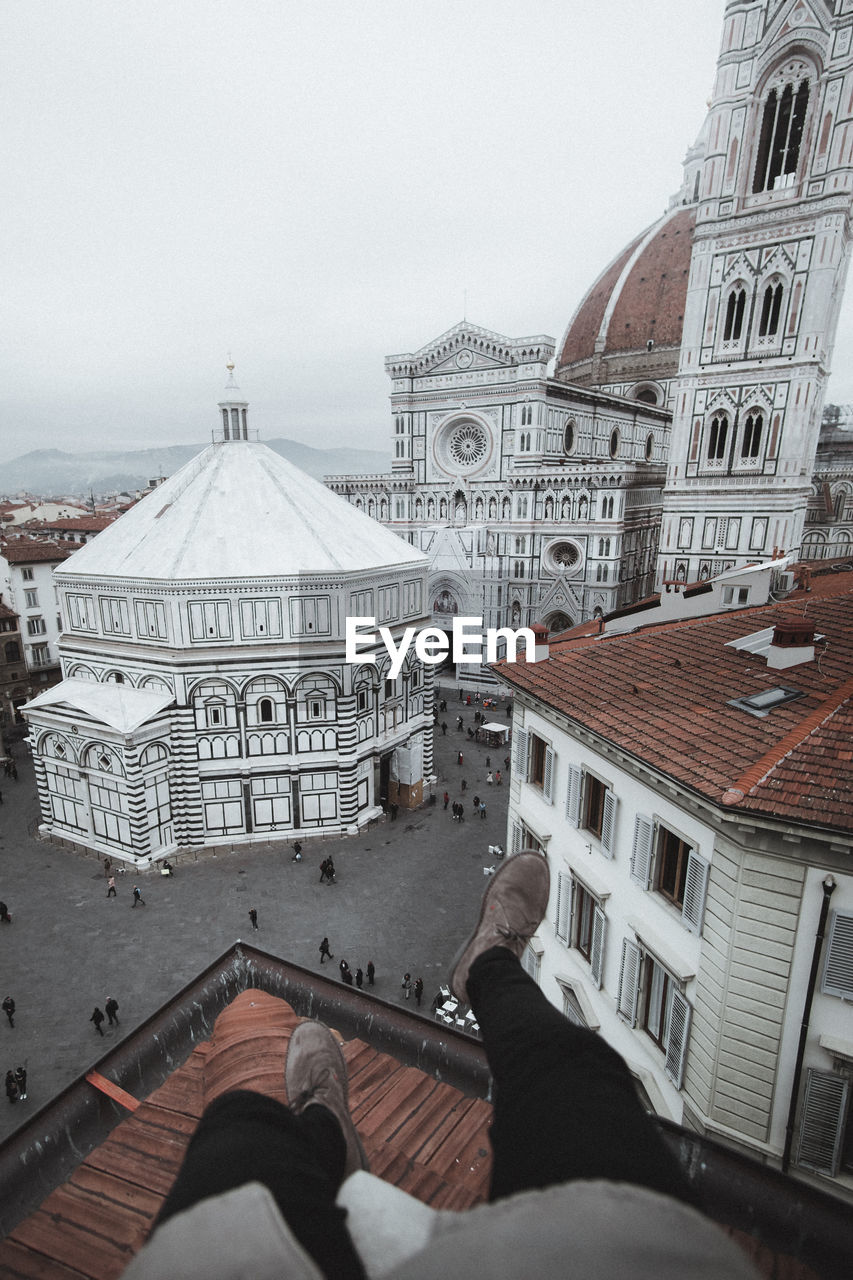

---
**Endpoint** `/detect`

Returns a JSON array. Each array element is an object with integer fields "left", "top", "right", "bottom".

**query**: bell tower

[{"left": 658, "top": 0, "right": 853, "bottom": 585}]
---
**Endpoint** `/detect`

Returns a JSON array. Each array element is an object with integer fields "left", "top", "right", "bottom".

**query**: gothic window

[
  {"left": 741, "top": 412, "right": 763, "bottom": 461},
  {"left": 723, "top": 288, "right": 746, "bottom": 341},
  {"left": 707, "top": 413, "right": 729, "bottom": 462},
  {"left": 513, "top": 561, "right": 524, "bottom": 579},
  {"left": 758, "top": 281, "right": 784, "bottom": 337},
  {"left": 645, "top": 433, "right": 654, "bottom": 462},
  {"left": 518, "top": 495, "right": 529, "bottom": 519},
  {"left": 609, "top": 429, "right": 619, "bottom": 459},
  {"left": 258, "top": 698, "right": 274, "bottom": 723},
  {"left": 753, "top": 76, "right": 810, "bottom": 193},
  {"left": 564, "top": 420, "right": 576, "bottom": 453}
]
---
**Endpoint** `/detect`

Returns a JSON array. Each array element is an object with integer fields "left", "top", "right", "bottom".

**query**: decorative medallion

[{"left": 456, "top": 350, "right": 473, "bottom": 369}]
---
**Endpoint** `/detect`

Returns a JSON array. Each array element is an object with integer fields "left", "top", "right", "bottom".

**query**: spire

[{"left": 217, "top": 356, "right": 250, "bottom": 442}]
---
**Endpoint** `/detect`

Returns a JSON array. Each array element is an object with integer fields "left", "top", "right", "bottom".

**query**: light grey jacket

[{"left": 121, "top": 1171, "right": 759, "bottom": 1279}]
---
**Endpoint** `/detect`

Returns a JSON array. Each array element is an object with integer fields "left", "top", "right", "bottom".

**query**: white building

[
  {"left": 23, "top": 373, "right": 432, "bottom": 864},
  {"left": 0, "top": 537, "right": 74, "bottom": 691},
  {"left": 497, "top": 567, "right": 853, "bottom": 1200}
]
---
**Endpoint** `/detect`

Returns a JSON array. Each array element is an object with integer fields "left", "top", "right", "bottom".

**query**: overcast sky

[{"left": 4, "top": 1, "right": 853, "bottom": 467}]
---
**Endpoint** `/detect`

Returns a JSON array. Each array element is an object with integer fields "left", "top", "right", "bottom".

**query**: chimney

[
  {"left": 766, "top": 618, "right": 815, "bottom": 670},
  {"left": 529, "top": 622, "right": 550, "bottom": 663}
]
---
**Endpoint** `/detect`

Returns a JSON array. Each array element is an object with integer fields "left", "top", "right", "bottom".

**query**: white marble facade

[{"left": 23, "top": 380, "right": 432, "bottom": 865}]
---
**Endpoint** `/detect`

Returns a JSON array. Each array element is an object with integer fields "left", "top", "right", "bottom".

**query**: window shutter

[
  {"left": 797, "top": 1069, "right": 848, "bottom": 1175},
  {"left": 600, "top": 789, "right": 616, "bottom": 858},
  {"left": 630, "top": 814, "right": 654, "bottom": 887},
  {"left": 821, "top": 911, "right": 853, "bottom": 1000},
  {"left": 565, "top": 765, "right": 582, "bottom": 826},
  {"left": 617, "top": 938, "right": 641, "bottom": 1025},
  {"left": 682, "top": 852, "right": 710, "bottom": 935},
  {"left": 590, "top": 905, "right": 606, "bottom": 990},
  {"left": 543, "top": 746, "right": 554, "bottom": 804},
  {"left": 556, "top": 872, "right": 573, "bottom": 943},
  {"left": 511, "top": 821, "right": 523, "bottom": 855},
  {"left": 664, "top": 989, "right": 691, "bottom": 1088},
  {"left": 514, "top": 730, "right": 528, "bottom": 780}
]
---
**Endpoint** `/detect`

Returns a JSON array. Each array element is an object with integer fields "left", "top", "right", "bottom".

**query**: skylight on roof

[{"left": 728, "top": 686, "right": 803, "bottom": 718}]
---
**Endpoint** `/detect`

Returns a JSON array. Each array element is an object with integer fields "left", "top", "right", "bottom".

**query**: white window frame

[
  {"left": 556, "top": 870, "right": 606, "bottom": 988},
  {"left": 630, "top": 814, "right": 709, "bottom": 934},
  {"left": 617, "top": 938, "right": 692, "bottom": 1088},
  {"left": 565, "top": 763, "right": 616, "bottom": 857}
]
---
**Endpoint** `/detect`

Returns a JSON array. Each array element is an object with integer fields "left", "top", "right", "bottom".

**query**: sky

[{"left": 4, "top": 0, "right": 853, "bottom": 467}]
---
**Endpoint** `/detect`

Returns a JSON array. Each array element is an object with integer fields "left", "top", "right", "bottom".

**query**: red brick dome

[{"left": 556, "top": 206, "right": 696, "bottom": 391}]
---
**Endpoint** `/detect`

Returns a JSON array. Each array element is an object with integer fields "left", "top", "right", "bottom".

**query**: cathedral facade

[
  {"left": 22, "top": 376, "right": 433, "bottom": 865},
  {"left": 329, "top": 1, "right": 853, "bottom": 629}
]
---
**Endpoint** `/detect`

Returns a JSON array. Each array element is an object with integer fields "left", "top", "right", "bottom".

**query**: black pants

[
  {"left": 156, "top": 1091, "right": 365, "bottom": 1280},
  {"left": 156, "top": 949, "right": 691, "bottom": 1278},
  {"left": 469, "top": 947, "right": 692, "bottom": 1203}
]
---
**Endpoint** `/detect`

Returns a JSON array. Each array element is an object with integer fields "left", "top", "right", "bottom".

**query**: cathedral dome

[
  {"left": 555, "top": 205, "right": 696, "bottom": 395},
  {"left": 61, "top": 441, "right": 426, "bottom": 582}
]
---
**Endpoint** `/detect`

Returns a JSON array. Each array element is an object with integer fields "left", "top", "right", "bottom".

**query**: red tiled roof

[
  {"left": 557, "top": 207, "right": 695, "bottom": 371},
  {"left": 0, "top": 990, "right": 492, "bottom": 1278},
  {"left": 0, "top": 538, "right": 75, "bottom": 563},
  {"left": 0, "top": 602, "right": 18, "bottom": 620},
  {"left": 37, "top": 515, "right": 117, "bottom": 532},
  {"left": 499, "top": 577, "right": 853, "bottom": 832}
]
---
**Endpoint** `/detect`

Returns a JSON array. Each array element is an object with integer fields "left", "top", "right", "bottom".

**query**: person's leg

[
  {"left": 155, "top": 1090, "right": 365, "bottom": 1280},
  {"left": 468, "top": 946, "right": 692, "bottom": 1206}
]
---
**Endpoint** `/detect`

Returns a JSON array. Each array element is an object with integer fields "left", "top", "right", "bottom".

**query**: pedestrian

[
  {"left": 319, "top": 937, "right": 333, "bottom": 963},
  {"left": 104, "top": 856, "right": 112, "bottom": 878},
  {"left": 325, "top": 857, "right": 336, "bottom": 884},
  {"left": 342, "top": 969, "right": 354, "bottom": 987},
  {"left": 461, "top": 777, "right": 467, "bottom": 791},
  {"left": 2, "top": 759, "right": 8, "bottom": 776},
  {"left": 355, "top": 968, "right": 363, "bottom": 989},
  {"left": 5, "top": 1071, "right": 17, "bottom": 1104},
  {"left": 2, "top": 996, "right": 15, "bottom": 1027},
  {"left": 292, "top": 841, "right": 303, "bottom": 862},
  {"left": 459, "top": 688, "right": 464, "bottom": 702},
  {"left": 366, "top": 960, "right": 375, "bottom": 986},
  {"left": 90, "top": 1007, "right": 105, "bottom": 1036},
  {"left": 443, "top": 790, "right": 449, "bottom": 810},
  {"left": 466, "top": 695, "right": 471, "bottom": 705},
  {"left": 10, "top": 763, "right": 17, "bottom": 781},
  {"left": 106, "top": 876, "right": 117, "bottom": 898},
  {"left": 486, "top": 756, "right": 491, "bottom": 769},
  {"left": 473, "top": 794, "right": 480, "bottom": 809},
  {"left": 105, "top": 997, "right": 120, "bottom": 1026},
  {"left": 319, "top": 858, "right": 329, "bottom": 883},
  {"left": 475, "top": 690, "right": 480, "bottom": 703},
  {"left": 496, "top": 769, "right": 502, "bottom": 785},
  {"left": 14, "top": 1065, "right": 27, "bottom": 1100},
  {"left": 0, "top": 901, "right": 10, "bottom": 923},
  {"left": 457, "top": 803, "right": 465, "bottom": 822},
  {"left": 456, "top": 716, "right": 463, "bottom": 731},
  {"left": 249, "top": 908, "right": 259, "bottom": 931},
  {"left": 487, "top": 772, "right": 493, "bottom": 786},
  {"left": 480, "top": 801, "right": 487, "bottom": 819},
  {"left": 131, "top": 885, "right": 145, "bottom": 907},
  {"left": 389, "top": 802, "right": 399, "bottom": 821},
  {"left": 401, "top": 972, "right": 412, "bottom": 1000},
  {"left": 339, "top": 959, "right": 350, "bottom": 981},
  {"left": 505, "top": 755, "right": 511, "bottom": 770},
  {"left": 414, "top": 977, "right": 424, "bottom": 1007},
  {"left": 441, "top": 721, "right": 447, "bottom": 735}
]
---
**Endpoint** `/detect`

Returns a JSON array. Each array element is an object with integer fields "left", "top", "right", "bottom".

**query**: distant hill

[{"left": 0, "top": 439, "right": 389, "bottom": 499}]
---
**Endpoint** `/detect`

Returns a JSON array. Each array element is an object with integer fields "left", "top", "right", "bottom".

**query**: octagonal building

[{"left": 23, "top": 373, "right": 432, "bottom": 865}]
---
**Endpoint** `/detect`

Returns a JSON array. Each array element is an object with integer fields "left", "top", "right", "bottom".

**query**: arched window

[
  {"left": 513, "top": 561, "right": 524, "bottom": 579},
  {"left": 758, "top": 281, "right": 784, "bottom": 337},
  {"left": 708, "top": 413, "right": 729, "bottom": 462},
  {"left": 645, "top": 433, "right": 654, "bottom": 462},
  {"left": 753, "top": 76, "right": 810, "bottom": 193},
  {"left": 741, "top": 412, "right": 763, "bottom": 461},
  {"left": 564, "top": 420, "right": 575, "bottom": 453},
  {"left": 723, "top": 288, "right": 746, "bottom": 341},
  {"left": 258, "top": 698, "right": 274, "bottom": 723},
  {"left": 518, "top": 495, "right": 529, "bottom": 519},
  {"left": 609, "top": 429, "right": 619, "bottom": 459}
]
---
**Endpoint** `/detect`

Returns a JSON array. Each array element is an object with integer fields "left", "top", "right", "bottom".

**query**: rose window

[
  {"left": 546, "top": 540, "right": 582, "bottom": 572},
  {"left": 448, "top": 423, "right": 488, "bottom": 467}
]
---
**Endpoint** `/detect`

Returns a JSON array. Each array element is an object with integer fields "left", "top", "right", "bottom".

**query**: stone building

[
  {"left": 330, "top": 1, "right": 853, "bottom": 636},
  {"left": 0, "top": 599, "right": 26, "bottom": 733},
  {"left": 497, "top": 567, "right": 853, "bottom": 1200},
  {"left": 22, "top": 374, "right": 432, "bottom": 864}
]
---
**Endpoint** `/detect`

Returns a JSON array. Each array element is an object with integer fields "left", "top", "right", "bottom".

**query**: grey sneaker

[
  {"left": 285, "top": 1020, "right": 369, "bottom": 1177},
  {"left": 450, "top": 851, "right": 550, "bottom": 1002}
]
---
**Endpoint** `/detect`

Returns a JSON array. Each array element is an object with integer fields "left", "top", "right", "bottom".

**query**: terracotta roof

[
  {"left": 0, "top": 947, "right": 846, "bottom": 1280},
  {"left": 32, "top": 515, "right": 117, "bottom": 533},
  {"left": 0, "top": 989, "right": 492, "bottom": 1278},
  {"left": 0, "top": 538, "right": 75, "bottom": 563},
  {"left": 557, "top": 207, "right": 695, "bottom": 372},
  {"left": 0, "top": 602, "right": 18, "bottom": 620},
  {"left": 499, "top": 576, "right": 853, "bottom": 832}
]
